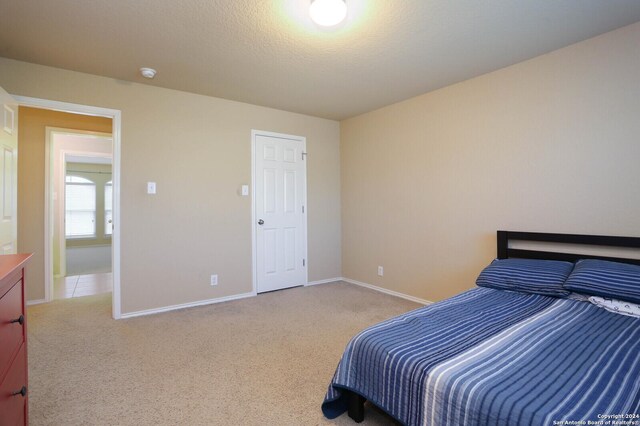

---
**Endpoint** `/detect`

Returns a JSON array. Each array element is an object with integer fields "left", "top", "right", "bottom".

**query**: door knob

[{"left": 258, "top": 219, "right": 264, "bottom": 225}]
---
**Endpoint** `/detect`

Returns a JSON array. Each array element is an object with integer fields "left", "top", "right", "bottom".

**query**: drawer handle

[
  {"left": 10, "top": 315, "right": 24, "bottom": 325},
  {"left": 12, "top": 386, "right": 27, "bottom": 397}
]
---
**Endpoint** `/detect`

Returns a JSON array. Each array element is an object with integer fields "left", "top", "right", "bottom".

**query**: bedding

[
  {"left": 476, "top": 258, "right": 573, "bottom": 297},
  {"left": 322, "top": 287, "right": 640, "bottom": 426},
  {"left": 589, "top": 296, "right": 640, "bottom": 318},
  {"left": 564, "top": 259, "right": 640, "bottom": 304}
]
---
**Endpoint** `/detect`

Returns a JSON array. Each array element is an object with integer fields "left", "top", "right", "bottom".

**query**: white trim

[
  {"left": 251, "top": 132, "right": 257, "bottom": 294},
  {"left": 342, "top": 278, "right": 433, "bottom": 305},
  {"left": 3, "top": 105, "right": 15, "bottom": 135},
  {"left": 251, "top": 130, "right": 308, "bottom": 294},
  {"left": 305, "top": 277, "right": 342, "bottom": 286},
  {"left": 66, "top": 154, "right": 112, "bottom": 164},
  {"left": 26, "top": 299, "right": 47, "bottom": 306},
  {"left": 66, "top": 243, "right": 112, "bottom": 248},
  {"left": 12, "top": 96, "right": 118, "bottom": 119},
  {"left": 120, "top": 291, "right": 256, "bottom": 319},
  {"left": 44, "top": 130, "right": 52, "bottom": 302},
  {"left": 14, "top": 95, "right": 123, "bottom": 319}
]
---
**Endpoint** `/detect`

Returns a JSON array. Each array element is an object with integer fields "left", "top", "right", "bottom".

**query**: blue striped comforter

[{"left": 322, "top": 287, "right": 640, "bottom": 425}]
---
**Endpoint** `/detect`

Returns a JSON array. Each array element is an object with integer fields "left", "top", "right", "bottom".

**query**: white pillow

[{"left": 589, "top": 296, "right": 640, "bottom": 318}]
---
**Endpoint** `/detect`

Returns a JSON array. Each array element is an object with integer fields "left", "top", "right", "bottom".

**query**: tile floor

[{"left": 53, "top": 272, "right": 113, "bottom": 299}]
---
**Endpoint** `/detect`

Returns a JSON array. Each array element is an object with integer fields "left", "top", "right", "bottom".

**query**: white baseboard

[
  {"left": 120, "top": 291, "right": 257, "bottom": 319},
  {"left": 305, "top": 277, "right": 343, "bottom": 286},
  {"left": 342, "top": 278, "right": 432, "bottom": 305},
  {"left": 30, "top": 277, "right": 428, "bottom": 317}
]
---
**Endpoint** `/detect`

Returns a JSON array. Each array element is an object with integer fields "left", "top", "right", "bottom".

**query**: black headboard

[{"left": 497, "top": 230, "right": 640, "bottom": 266}]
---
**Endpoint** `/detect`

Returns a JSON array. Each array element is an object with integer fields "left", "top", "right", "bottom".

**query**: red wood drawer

[
  {"left": 0, "top": 343, "right": 27, "bottom": 426},
  {"left": 0, "top": 281, "right": 24, "bottom": 380}
]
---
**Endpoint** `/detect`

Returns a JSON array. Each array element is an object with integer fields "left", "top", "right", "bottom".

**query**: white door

[
  {"left": 0, "top": 86, "right": 18, "bottom": 254},
  {"left": 254, "top": 132, "right": 307, "bottom": 293}
]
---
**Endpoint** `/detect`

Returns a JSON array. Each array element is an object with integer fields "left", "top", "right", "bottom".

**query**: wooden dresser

[{"left": 0, "top": 254, "right": 32, "bottom": 426}]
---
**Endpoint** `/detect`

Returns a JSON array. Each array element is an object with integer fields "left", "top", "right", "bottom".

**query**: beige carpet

[{"left": 26, "top": 281, "right": 419, "bottom": 425}]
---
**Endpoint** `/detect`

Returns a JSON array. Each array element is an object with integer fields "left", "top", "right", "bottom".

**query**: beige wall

[
  {"left": 2, "top": 60, "right": 341, "bottom": 313},
  {"left": 17, "top": 106, "right": 112, "bottom": 301},
  {"left": 341, "top": 22, "right": 640, "bottom": 302}
]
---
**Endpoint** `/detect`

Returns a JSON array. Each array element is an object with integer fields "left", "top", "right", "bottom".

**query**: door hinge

[
  {"left": 302, "top": 152, "right": 307, "bottom": 160},
  {"left": 303, "top": 259, "right": 306, "bottom": 267},
  {"left": 302, "top": 205, "right": 305, "bottom": 213}
]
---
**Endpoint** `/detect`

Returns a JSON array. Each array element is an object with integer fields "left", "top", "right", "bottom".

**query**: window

[
  {"left": 65, "top": 175, "right": 96, "bottom": 238},
  {"left": 105, "top": 181, "right": 113, "bottom": 236}
]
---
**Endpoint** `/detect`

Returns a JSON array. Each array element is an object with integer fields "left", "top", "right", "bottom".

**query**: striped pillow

[
  {"left": 564, "top": 259, "right": 640, "bottom": 304},
  {"left": 476, "top": 258, "right": 573, "bottom": 297}
]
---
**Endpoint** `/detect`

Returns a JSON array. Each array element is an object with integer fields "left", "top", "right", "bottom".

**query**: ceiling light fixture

[
  {"left": 139, "top": 67, "right": 157, "bottom": 79},
  {"left": 309, "top": 0, "right": 347, "bottom": 27}
]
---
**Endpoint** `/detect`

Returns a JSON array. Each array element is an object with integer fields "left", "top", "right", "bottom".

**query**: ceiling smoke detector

[{"left": 139, "top": 67, "right": 157, "bottom": 79}]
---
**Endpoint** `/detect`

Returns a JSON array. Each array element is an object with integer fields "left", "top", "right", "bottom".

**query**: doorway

[
  {"left": 15, "top": 96, "right": 123, "bottom": 319},
  {"left": 252, "top": 130, "right": 308, "bottom": 293},
  {"left": 49, "top": 131, "right": 113, "bottom": 299}
]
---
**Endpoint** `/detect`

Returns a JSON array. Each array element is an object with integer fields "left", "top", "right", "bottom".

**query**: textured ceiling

[{"left": 1, "top": 1, "right": 640, "bottom": 120}]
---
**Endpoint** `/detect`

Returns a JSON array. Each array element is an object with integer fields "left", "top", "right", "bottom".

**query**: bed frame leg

[{"left": 347, "top": 391, "right": 365, "bottom": 423}]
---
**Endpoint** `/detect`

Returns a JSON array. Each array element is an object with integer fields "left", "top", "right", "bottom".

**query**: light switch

[
  {"left": 241, "top": 185, "right": 249, "bottom": 196},
  {"left": 147, "top": 182, "right": 157, "bottom": 194}
]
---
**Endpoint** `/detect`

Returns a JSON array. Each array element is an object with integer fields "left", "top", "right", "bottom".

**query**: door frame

[
  {"left": 251, "top": 130, "right": 308, "bottom": 294},
  {"left": 14, "top": 95, "right": 123, "bottom": 319},
  {"left": 47, "top": 129, "right": 112, "bottom": 280}
]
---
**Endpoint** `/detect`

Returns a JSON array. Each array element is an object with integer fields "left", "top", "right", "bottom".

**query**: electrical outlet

[
  {"left": 210, "top": 274, "right": 218, "bottom": 286},
  {"left": 377, "top": 266, "right": 384, "bottom": 277}
]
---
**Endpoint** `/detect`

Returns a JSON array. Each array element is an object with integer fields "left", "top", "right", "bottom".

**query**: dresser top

[{"left": 0, "top": 254, "right": 32, "bottom": 283}]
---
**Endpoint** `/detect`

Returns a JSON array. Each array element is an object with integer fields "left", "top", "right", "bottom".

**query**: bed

[{"left": 322, "top": 231, "right": 640, "bottom": 425}]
